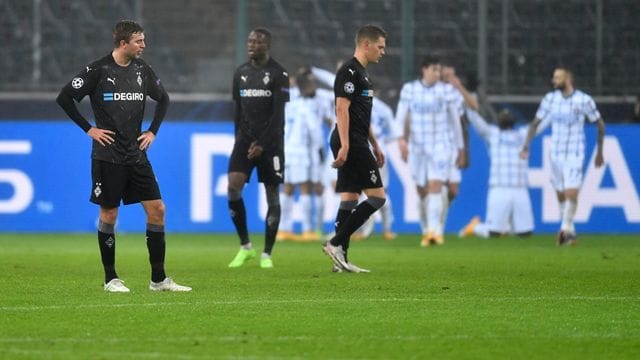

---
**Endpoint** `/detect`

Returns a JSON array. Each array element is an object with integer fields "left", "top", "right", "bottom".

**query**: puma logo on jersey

[
  {"left": 241, "top": 75, "right": 248, "bottom": 82},
  {"left": 348, "top": 68, "right": 355, "bottom": 75},
  {"left": 86, "top": 66, "right": 92, "bottom": 73},
  {"left": 107, "top": 77, "right": 116, "bottom": 85}
]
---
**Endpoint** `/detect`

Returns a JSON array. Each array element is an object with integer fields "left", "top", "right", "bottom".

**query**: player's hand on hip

[
  {"left": 247, "top": 141, "right": 264, "bottom": 160},
  {"left": 332, "top": 147, "right": 348, "bottom": 168},
  {"left": 87, "top": 127, "right": 115, "bottom": 147},
  {"left": 137, "top": 131, "right": 155, "bottom": 150}
]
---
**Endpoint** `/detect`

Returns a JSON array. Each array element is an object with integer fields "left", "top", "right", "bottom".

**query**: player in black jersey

[
  {"left": 323, "top": 25, "right": 388, "bottom": 273},
  {"left": 56, "top": 20, "right": 191, "bottom": 292},
  {"left": 227, "top": 28, "right": 289, "bottom": 269}
]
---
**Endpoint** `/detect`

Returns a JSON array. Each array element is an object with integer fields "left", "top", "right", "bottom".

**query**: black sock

[
  {"left": 264, "top": 205, "right": 281, "bottom": 255},
  {"left": 146, "top": 224, "right": 166, "bottom": 283},
  {"left": 331, "top": 208, "right": 353, "bottom": 250},
  {"left": 333, "top": 201, "right": 379, "bottom": 252},
  {"left": 97, "top": 221, "right": 118, "bottom": 283},
  {"left": 229, "top": 198, "right": 250, "bottom": 245}
]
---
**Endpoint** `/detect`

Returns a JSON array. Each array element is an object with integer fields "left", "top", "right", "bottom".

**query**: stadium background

[{"left": 1, "top": 0, "right": 639, "bottom": 233}]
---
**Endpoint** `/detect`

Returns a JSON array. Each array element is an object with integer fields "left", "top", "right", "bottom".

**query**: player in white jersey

[
  {"left": 395, "top": 55, "right": 465, "bottom": 246},
  {"left": 439, "top": 64, "right": 477, "bottom": 234},
  {"left": 459, "top": 109, "right": 543, "bottom": 238},
  {"left": 520, "top": 67, "right": 605, "bottom": 245},
  {"left": 278, "top": 69, "right": 333, "bottom": 241}
]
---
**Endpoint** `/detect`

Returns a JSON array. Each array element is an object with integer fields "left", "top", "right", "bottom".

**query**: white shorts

[
  {"left": 485, "top": 187, "right": 534, "bottom": 234},
  {"left": 409, "top": 145, "right": 450, "bottom": 187},
  {"left": 550, "top": 156, "right": 583, "bottom": 191},
  {"left": 284, "top": 154, "right": 323, "bottom": 184}
]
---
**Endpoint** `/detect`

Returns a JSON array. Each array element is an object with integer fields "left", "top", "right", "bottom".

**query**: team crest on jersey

[
  {"left": 94, "top": 182, "right": 102, "bottom": 197},
  {"left": 344, "top": 82, "right": 355, "bottom": 94},
  {"left": 71, "top": 77, "right": 84, "bottom": 89},
  {"left": 369, "top": 170, "right": 378, "bottom": 184},
  {"left": 136, "top": 71, "right": 142, "bottom": 87},
  {"left": 263, "top": 72, "right": 270, "bottom": 85}
]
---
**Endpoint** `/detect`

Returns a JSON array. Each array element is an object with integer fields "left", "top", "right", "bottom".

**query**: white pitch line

[{"left": 0, "top": 296, "right": 637, "bottom": 312}]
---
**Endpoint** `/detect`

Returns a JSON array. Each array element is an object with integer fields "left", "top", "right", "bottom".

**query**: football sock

[
  {"left": 314, "top": 193, "right": 324, "bottom": 233},
  {"left": 300, "top": 194, "right": 312, "bottom": 233},
  {"left": 441, "top": 187, "right": 450, "bottom": 232},
  {"left": 146, "top": 223, "right": 167, "bottom": 283},
  {"left": 419, "top": 196, "right": 428, "bottom": 234},
  {"left": 279, "top": 193, "right": 293, "bottom": 232},
  {"left": 330, "top": 200, "right": 358, "bottom": 246},
  {"left": 97, "top": 220, "right": 118, "bottom": 283},
  {"left": 381, "top": 197, "right": 393, "bottom": 233},
  {"left": 561, "top": 200, "right": 577, "bottom": 234},
  {"left": 229, "top": 198, "right": 250, "bottom": 245},
  {"left": 263, "top": 204, "right": 281, "bottom": 255},
  {"left": 427, "top": 193, "right": 443, "bottom": 235},
  {"left": 331, "top": 197, "right": 385, "bottom": 251}
]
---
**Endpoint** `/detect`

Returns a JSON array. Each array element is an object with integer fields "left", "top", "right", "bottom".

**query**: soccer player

[
  {"left": 395, "top": 55, "right": 465, "bottom": 247},
  {"left": 56, "top": 20, "right": 191, "bottom": 292},
  {"left": 459, "top": 109, "right": 539, "bottom": 238},
  {"left": 227, "top": 28, "right": 289, "bottom": 268},
  {"left": 323, "top": 25, "right": 388, "bottom": 273},
  {"left": 278, "top": 69, "right": 333, "bottom": 241},
  {"left": 520, "top": 67, "right": 605, "bottom": 245}
]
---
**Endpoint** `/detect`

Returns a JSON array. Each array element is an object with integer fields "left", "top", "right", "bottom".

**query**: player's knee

[
  {"left": 228, "top": 186, "right": 243, "bottom": 201},
  {"left": 366, "top": 196, "right": 386, "bottom": 210},
  {"left": 148, "top": 202, "right": 166, "bottom": 223},
  {"left": 100, "top": 207, "right": 118, "bottom": 224}
]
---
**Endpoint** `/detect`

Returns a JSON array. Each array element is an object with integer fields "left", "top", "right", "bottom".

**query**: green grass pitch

[{"left": 1, "top": 233, "right": 639, "bottom": 359}]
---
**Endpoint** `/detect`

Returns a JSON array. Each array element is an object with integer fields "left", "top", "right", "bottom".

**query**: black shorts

[
  {"left": 331, "top": 143, "right": 383, "bottom": 193},
  {"left": 90, "top": 159, "right": 161, "bottom": 208},
  {"left": 228, "top": 140, "right": 284, "bottom": 185}
]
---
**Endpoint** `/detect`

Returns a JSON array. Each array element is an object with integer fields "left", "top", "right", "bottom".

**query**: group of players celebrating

[{"left": 57, "top": 21, "right": 605, "bottom": 291}]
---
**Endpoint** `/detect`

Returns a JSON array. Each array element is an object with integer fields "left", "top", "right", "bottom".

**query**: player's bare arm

[
  {"left": 368, "top": 126, "right": 385, "bottom": 168},
  {"left": 520, "top": 118, "right": 541, "bottom": 159},
  {"left": 332, "top": 96, "right": 351, "bottom": 168},
  {"left": 399, "top": 110, "right": 410, "bottom": 162},
  {"left": 595, "top": 118, "right": 605, "bottom": 167}
]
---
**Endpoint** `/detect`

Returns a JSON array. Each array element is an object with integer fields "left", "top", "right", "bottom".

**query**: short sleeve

[
  {"left": 232, "top": 70, "right": 240, "bottom": 102},
  {"left": 333, "top": 68, "right": 356, "bottom": 100},
  {"left": 276, "top": 69, "right": 290, "bottom": 102},
  {"left": 535, "top": 93, "right": 553, "bottom": 121},
  {"left": 584, "top": 95, "right": 601, "bottom": 123}
]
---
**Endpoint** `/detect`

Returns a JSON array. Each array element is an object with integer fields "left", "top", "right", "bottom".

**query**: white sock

[
  {"left": 242, "top": 243, "right": 252, "bottom": 250},
  {"left": 261, "top": 252, "right": 270, "bottom": 259},
  {"left": 427, "top": 193, "right": 443, "bottom": 235},
  {"left": 474, "top": 223, "right": 490, "bottom": 238},
  {"left": 314, "top": 194, "right": 324, "bottom": 233},
  {"left": 419, "top": 196, "right": 429, "bottom": 234},
  {"left": 441, "top": 187, "right": 450, "bottom": 232},
  {"left": 280, "top": 193, "right": 293, "bottom": 232},
  {"left": 381, "top": 199, "right": 393, "bottom": 233},
  {"left": 561, "top": 200, "right": 577, "bottom": 234},
  {"left": 300, "top": 194, "right": 312, "bottom": 233}
]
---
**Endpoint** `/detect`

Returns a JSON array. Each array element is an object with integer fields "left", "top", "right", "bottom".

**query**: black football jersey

[
  {"left": 333, "top": 57, "right": 374, "bottom": 148},
  {"left": 232, "top": 57, "right": 289, "bottom": 152},
  {"left": 60, "top": 54, "right": 168, "bottom": 164}
]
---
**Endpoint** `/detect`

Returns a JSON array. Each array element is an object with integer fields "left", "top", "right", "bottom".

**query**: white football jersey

[
  {"left": 535, "top": 89, "right": 601, "bottom": 161},
  {"left": 371, "top": 98, "right": 396, "bottom": 144},
  {"left": 467, "top": 110, "right": 530, "bottom": 187},
  {"left": 395, "top": 80, "right": 463, "bottom": 150},
  {"left": 284, "top": 95, "right": 332, "bottom": 159}
]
